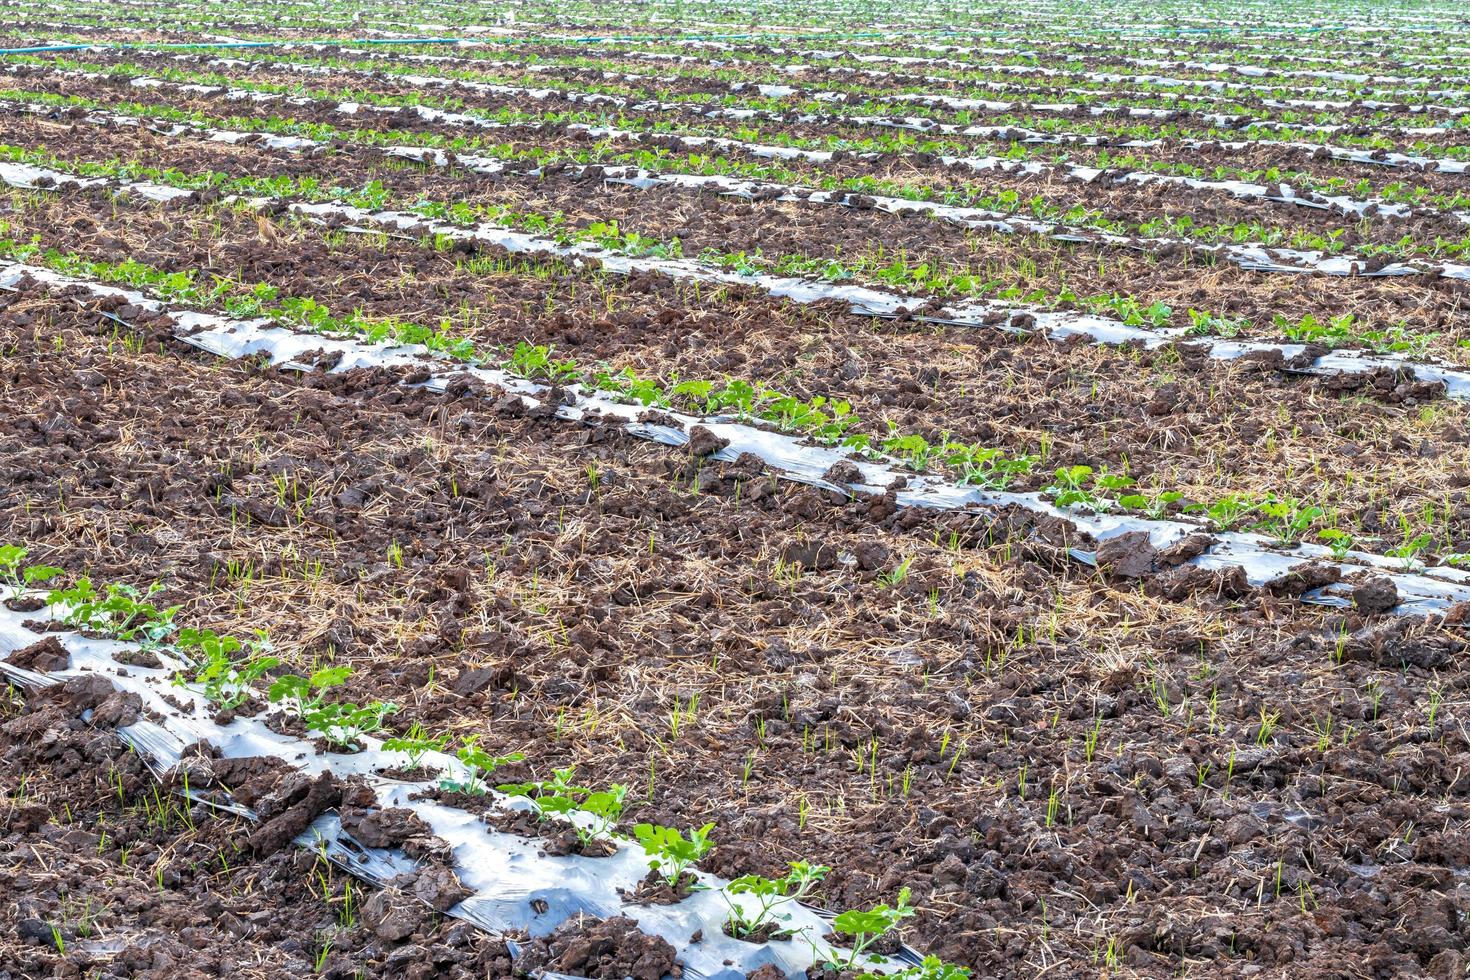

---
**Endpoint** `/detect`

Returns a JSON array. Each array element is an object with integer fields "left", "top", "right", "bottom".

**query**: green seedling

[
  {"left": 1252, "top": 497, "right": 1325, "bottom": 544},
  {"left": 1185, "top": 309, "right": 1246, "bottom": 338},
  {"left": 1386, "top": 517, "right": 1433, "bottom": 570},
  {"left": 1318, "top": 528, "right": 1355, "bottom": 560},
  {"left": 631, "top": 822, "right": 715, "bottom": 887},
  {"left": 49, "top": 578, "right": 179, "bottom": 647},
  {"left": 942, "top": 443, "right": 1036, "bottom": 490},
  {"left": 1273, "top": 312, "right": 1355, "bottom": 346},
  {"left": 498, "top": 766, "right": 588, "bottom": 820},
  {"left": 267, "top": 666, "right": 353, "bottom": 717},
  {"left": 439, "top": 736, "right": 523, "bottom": 795},
  {"left": 1044, "top": 465, "right": 1102, "bottom": 512},
  {"left": 711, "top": 378, "right": 758, "bottom": 420},
  {"left": 823, "top": 887, "right": 917, "bottom": 970},
  {"left": 173, "top": 629, "right": 279, "bottom": 710},
  {"left": 858, "top": 955, "right": 973, "bottom": 980},
  {"left": 507, "top": 340, "right": 578, "bottom": 382},
  {"left": 722, "top": 861, "right": 829, "bottom": 940},
  {"left": 1185, "top": 493, "right": 1256, "bottom": 531},
  {"left": 881, "top": 423, "right": 933, "bottom": 472},
  {"left": 304, "top": 700, "right": 397, "bottom": 750},
  {"left": 575, "top": 784, "right": 630, "bottom": 846},
  {"left": 0, "top": 545, "right": 62, "bottom": 599},
  {"left": 876, "top": 556, "right": 913, "bottom": 589},
  {"left": 1118, "top": 490, "right": 1184, "bottom": 520},
  {"left": 382, "top": 722, "right": 451, "bottom": 770}
]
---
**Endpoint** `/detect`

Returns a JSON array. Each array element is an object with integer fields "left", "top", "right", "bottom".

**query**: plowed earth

[{"left": 3, "top": 15, "right": 1470, "bottom": 980}]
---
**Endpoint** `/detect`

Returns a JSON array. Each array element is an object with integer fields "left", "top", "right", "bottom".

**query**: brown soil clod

[
  {"left": 248, "top": 770, "right": 343, "bottom": 856},
  {"left": 619, "top": 869, "right": 700, "bottom": 906},
  {"left": 687, "top": 424, "right": 730, "bottom": 457},
  {"left": 5, "top": 37, "right": 1470, "bottom": 980},
  {"left": 513, "top": 914, "right": 677, "bottom": 980},
  {"left": 1095, "top": 530, "right": 1157, "bottom": 579},
  {"left": 4, "top": 634, "right": 70, "bottom": 672},
  {"left": 1352, "top": 574, "right": 1400, "bottom": 615}
]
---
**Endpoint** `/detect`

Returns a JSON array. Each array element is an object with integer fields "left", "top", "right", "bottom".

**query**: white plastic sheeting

[
  {"left": 107, "top": 45, "right": 1470, "bottom": 141},
  {"left": 13, "top": 63, "right": 1463, "bottom": 278},
  {"left": 3, "top": 153, "right": 1469, "bottom": 404},
  {"left": 2, "top": 260, "right": 1468, "bottom": 616},
  {"left": 10, "top": 56, "right": 1467, "bottom": 177},
  {"left": 0, "top": 603, "right": 914, "bottom": 979},
  {"left": 524, "top": 47, "right": 1470, "bottom": 116}
]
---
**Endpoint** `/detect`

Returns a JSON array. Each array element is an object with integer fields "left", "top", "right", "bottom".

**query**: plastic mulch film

[
  {"left": 1, "top": 150, "right": 1468, "bottom": 400},
  {"left": 11, "top": 60, "right": 1467, "bottom": 266},
  {"left": 0, "top": 603, "right": 922, "bottom": 979},
  {"left": 4, "top": 260, "right": 1469, "bottom": 617}
]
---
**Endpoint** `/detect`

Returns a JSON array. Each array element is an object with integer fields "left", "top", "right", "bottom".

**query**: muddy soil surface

[
  {"left": 4, "top": 19, "right": 1470, "bottom": 979},
  {"left": 12, "top": 56, "right": 1470, "bottom": 195},
  {"left": 57, "top": 46, "right": 1470, "bottom": 157},
  {"left": 1, "top": 176, "right": 1468, "bottom": 551},
  {"left": 2, "top": 280, "right": 1470, "bottom": 977},
  {"left": 3, "top": 105, "right": 1468, "bottom": 355},
  {"left": 0, "top": 648, "right": 515, "bottom": 979}
]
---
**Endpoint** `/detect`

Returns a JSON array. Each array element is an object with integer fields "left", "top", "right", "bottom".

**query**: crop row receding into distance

[
  {"left": 5, "top": 9, "right": 1470, "bottom": 979},
  {"left": 12, "top": 58, "right": 1470, "bottom": 280},
  {"left": 1, "top": 115, "right": 1468, "bottom": 563},
  {"left": 20, "top": 55, "right": 1470, "bottom": 235},
  {"left": 0, "top": 251, "right": 1465, "bottom": 614},
  {"left": 0, "top": 578, "right": 940, "bottom": 980},
  {"left": 4, "top": 98, "right": 1468, "bottom": 388}
]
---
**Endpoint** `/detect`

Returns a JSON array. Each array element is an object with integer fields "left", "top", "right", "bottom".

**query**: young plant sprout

[
  {"left": 439, "top": 735, "right": 524, "bottom": 795},
  {"left": 172, "top": 629, "right": 279, "bottom": 710},
  {"left": 822, "top": 887, "right": 917, "bottom": 970},
  {"left": 497, "top": 766, "right": 627, "bottom": 845},
  {"left": 1043, "top": 465, "right": 1102, "bottom": 512},
  {"left": 575, "top": 784, "right": 630, "bottom": 847},
  {"left": 49, "top": 578, "right": 180, "bottom": 648},
  {"left": 1251, "top": 497, "right": 1324, "bottom": 544},
  {"left": 856, "top": 955, "right": 972, "bottom": 980},
  {"left": 1318, "top": 528, "right": 1356, "bottom": 560},
  {"left": 0, "top": 545, "right": 62, "bottom": 600},
  {"left": 382, "top": 722, "right": 451, "bottom": 771},
  {"left": 1185, "top": 493, "right": 1256, "bottom": 531},
  {"left": 1386, "top": 516, "right": 1433, "bottom": 570},
  {"left": 721, "top": 861, "right": 829, "bottom": 940},
  {"left": 1118, "top": 490, "right": 1184, "bottom": 521},
  {"left": 498, "top": 765, "right": 587, "bottom": 819},
  {"left": 304, "top": 700, "right": 397, "bottom": 750},
  {"left": 881, "top": 423, "right": 933, "bottom": 472},
  {"left": 267, "top": 666, "right": 353, "bottom": 717},
  {"left": 631, "top": 822, "right": 715, "bottom": 887}
]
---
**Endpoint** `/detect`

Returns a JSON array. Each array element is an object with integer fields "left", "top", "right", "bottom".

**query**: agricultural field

[{"left": 4, "top": 0, "right": 1470, "bottom": 977}]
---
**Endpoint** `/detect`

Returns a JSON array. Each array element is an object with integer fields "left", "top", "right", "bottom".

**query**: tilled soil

[
  {"left": 2, "top": 278, "right": 1470, "bottom": 977},
  {"left": 51, "top": 46, "right": 1470, "bottom": 156},
  {"left": 0, "top": 165, "right": 1466, "bottom": 550},
  {"left": 0, "top": 657, "right": 516, "bottom": 979},
  {"left": 3, "top": 18, "right": 1470, "bottom": 980},
  {"left": 13, "top": 56, "right": 1470, "bottom": 198},
  {"left": 4, "top": 107, "right": 1470, "bottom": 353}
]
